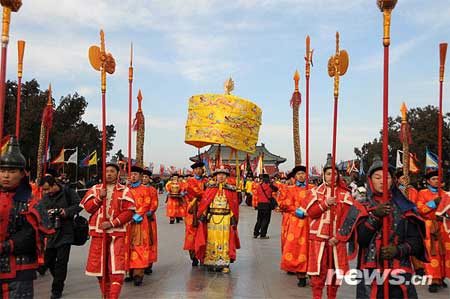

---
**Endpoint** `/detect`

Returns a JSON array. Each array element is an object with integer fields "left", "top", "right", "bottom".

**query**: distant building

[{"left": 190, "top": 143, "right": 286, "bottom": 176}]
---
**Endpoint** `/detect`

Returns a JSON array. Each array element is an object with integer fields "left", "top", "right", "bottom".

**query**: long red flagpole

[
  {"left": 305, "top": 36, "right": 312, "bottom": 186},
  {"left": 328, "top": 31, "right": 349, "bottom": 270},
  {"left": 0, "top": 2, "right": 21, "bottom": 152},
  {"left": 128, "top": 43, "right": 133, "bottom": 177},
  {"left": 89, "top": 30, "right": 116, "bottom": 299},
  {"left": 438, "top": 43, "right": 447, "bottom": 196},
  {"left": 15, "top": 40, "right": 24, "bottom": 139},
  {"left": 378, "top": 1, "right": 397, "bottom": 298}
]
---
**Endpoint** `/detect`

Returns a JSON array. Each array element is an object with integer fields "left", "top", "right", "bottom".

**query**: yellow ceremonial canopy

[{"left": 185, "top": 87, "right": 262, "bottom": 153}]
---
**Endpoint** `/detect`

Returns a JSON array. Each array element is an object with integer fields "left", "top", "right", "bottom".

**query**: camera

[{"left": 48, "top": 208, "right": 63, "bottom": 229}]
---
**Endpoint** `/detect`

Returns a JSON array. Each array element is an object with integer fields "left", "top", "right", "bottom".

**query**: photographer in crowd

[{"left": 40, "top": 176, "right": 82, "bottom": 299}]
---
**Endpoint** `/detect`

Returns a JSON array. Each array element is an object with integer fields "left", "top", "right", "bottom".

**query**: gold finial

[
  {"left": 17, "top": 39, "right": 25, "bottom": 78},
  {"left": 328, "top": 32, "right": 349, "bottom": 99},
  {"left": 224, "top": 77, "right": 234, "bottom": 95},
  {"left": 129, "top": 42, "right": 133, "bottom": 82},
  {"left": 294, "top": 70, "right": 300, "bottom": 91},
  {"left": 305, "top": 35, "right": 313, "bottom": 78},
  {"left": 377, "top": 0, "right": 398, "bottom": 47},
  {"left": 400, "top": 102, "right": 407, "bottom": 122},
  {"left": 137, "top": 89, "right": 143, "bottom": 111},
  {"left": 47, "top": 83, "right": 52, "bottom": 105},
  {"left": 440, "top": 43, "right": 448, "bottom": 83},
  {"left": 88, "top": 30, "right": 115, "bottom": 92}
]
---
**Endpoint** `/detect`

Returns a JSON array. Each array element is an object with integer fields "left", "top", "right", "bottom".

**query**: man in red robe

[
  {"left": 305, "top": 154, "right": 353, "bottom": 299},
  {"left": 80, "top": 162, "right": 135, "bottom": 299},
  {"left": 416, "top": 169, "right": 448, "bottom": 292},
  {"left": 195, "top": 165, "right": 240, "bottom": 273},
  {"left": 278, "top": 166, "right": 312, "bottom": 287},
  {"left": 127, "top": 166, "right": 153, "bottom": 286},
  {"left": 436, "top": 192, "right": 450, "bottom": 284},
  {"left": 165, "top": 174, "right": 187, "bottom": 224},
  {"left": 184, "top": 161, "right": 206, "bottom": 266},
  {"left": 142, "top": 169, "right": 159, "bottom": 276}
]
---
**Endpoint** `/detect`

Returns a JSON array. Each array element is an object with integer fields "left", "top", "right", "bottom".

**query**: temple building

[{"left": 189, "top": 143, "right": 286, "bottom": 176}]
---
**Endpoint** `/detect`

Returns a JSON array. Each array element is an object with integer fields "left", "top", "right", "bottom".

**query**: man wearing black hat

[
  {"left": 127, "top": 165, "right": 154, "bottom": 286},
  {"left": 0, "top": 136, "right": 53, "bottom": 298},
  {"left": 278, "top": 166, "right": 311, "bottom": 287},
  {"left": 80, "top": 162, "right": 135, "bottom": 299},
  {"left": 184, "top": 161, "right": 206, "bottom": 266},
  {"left": 338, "top": 156, "right": 427, "bottom": 298},
  {"left": 141, "top": 169, "right": 159, "bottom": 275},
  {"left": 416, "top": 169, "right": 447, "bottom": 292},
  {"left": 39, "top": 175, "right": 82, "bottom": 299},
  {"left": 194, "top": 165, "right": 240, "bottom": 273}
]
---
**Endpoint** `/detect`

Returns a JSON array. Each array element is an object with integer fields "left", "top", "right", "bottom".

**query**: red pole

[
  {"left": 15, "top": 76, "right": 21, "bottom": 137},
  {"left": 128, "top": 44, "right": 133, "bottom": 177},
  {"left": 101, "top": 75, "right": 107, "bottom": 298},
  {"left": 0, "top": 45, "right": 7, "bottom": 149},
  {"left": 329, "top": 96, "right": 338, "bottom": 269},
  {"left": 438, "top": 43, "right": 448, "bottom": 196}
]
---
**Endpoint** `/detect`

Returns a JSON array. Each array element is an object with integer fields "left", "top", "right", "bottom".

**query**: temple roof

[{"left": 189, "top": 143, "right": 287, "bottom": 165}]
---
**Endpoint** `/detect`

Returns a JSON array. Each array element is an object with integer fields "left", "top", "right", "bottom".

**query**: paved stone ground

[{"left": 35, "top": 195, "right": 450, "bottom": 298}]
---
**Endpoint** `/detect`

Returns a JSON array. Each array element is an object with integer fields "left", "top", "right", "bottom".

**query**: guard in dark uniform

[{"left": 0, "top": 136, "right": 52, "bottom": 298}]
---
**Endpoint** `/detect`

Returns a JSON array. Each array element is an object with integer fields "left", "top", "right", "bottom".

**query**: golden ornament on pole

[{"left": 377, "top": 0, "right": 398, "bottom": 47}]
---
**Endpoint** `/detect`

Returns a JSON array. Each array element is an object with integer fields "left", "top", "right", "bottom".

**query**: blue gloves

[
  {"left": 295, "top": 208, "right": 305, "bottom": 219},
  {"left": 132, "top": 214, "right": 143, "bottom": 223},
  {"left": 181, "top": 191, "right": 187, "bottom": 197},
  {"left": 146, "top": 211, "right": 153, "bottom": 218},
  {"left": 426, "top": 200, "right": 437, "bottom": 209},
  {"left": 164, "top": 191, "right": 169, "bottom": 196}
]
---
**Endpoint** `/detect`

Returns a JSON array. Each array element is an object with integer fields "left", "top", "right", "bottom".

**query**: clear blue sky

[{"left": 6, "top": 0, "right": 450, "bottom": 172}]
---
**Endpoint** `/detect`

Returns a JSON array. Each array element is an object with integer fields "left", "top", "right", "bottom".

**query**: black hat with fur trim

[
  {"left": 130, "top": 165, "right": 144, "bottom": 174},
  {"left": 425, "top": 169, "right": 438, "bottom": 180},
  {"left": 143, "top": 169, "right": 152, "bottom": 177},
  {"left": 190, "top": 161, "right": 205, "bottom": 170}
]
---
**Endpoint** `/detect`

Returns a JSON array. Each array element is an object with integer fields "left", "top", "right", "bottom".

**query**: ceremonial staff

[
  {"left": 291, "top": 70, "right": 302, "bottom": 166},
  {"left": 305, "top": 36, "right": 313, "bottom": 186},
  {"left": 0, "top": 0, "right": 21, "bottom": 150},
  {"left": 15, "top": 39, "right": 24, "bottom": 139},
  {"left": 134, "top": 89, "right": 144, "bottom": 167},
  {"left": 128, "top": 43, "right": 133, "bottom": 176},
  {"left": 400, "top": 102, "right": 411, "bottom": 197},
  {"left": 88, "top": 30, "right": 116, "bottom": 299},
  {"left": 36, "top": 84, "right": 53, "bottom": 185},
  {"left": 438, "top": 43, "right": 447, "bottom": 195},
  {"left": 377, "top": 1, "right": 398, "bottom": 297},
  {"left": 327, "top": 31, "right": 349, "bottom": 269}
]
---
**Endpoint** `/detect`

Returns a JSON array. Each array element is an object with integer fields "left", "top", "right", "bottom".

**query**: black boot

[
  {"left": 429, "top": 284, "right": 439, "bottom": 293},
  {"left": 297, "top": 278, "right": 307, "bottom": 288},
  {"left": 133, "top": 276, "right": 143, "bottom": 286},
  {"left": 170, "top": 219, "right": 175, "bottom": 224},
  {"left": 192, "top": 258, "right": 199, "bottom": 267},
  {"left": 442, "top": 280, "right": 448, "bottom": 288},
  {"left": 144, "top": 265, "right": 153, "bottom": 275}
]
